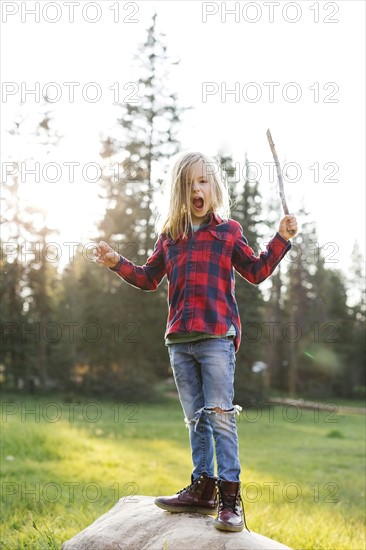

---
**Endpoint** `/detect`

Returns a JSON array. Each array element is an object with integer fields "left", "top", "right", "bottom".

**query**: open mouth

[{"left": 192, "top": 197, "right": 204, "bottom": 211}]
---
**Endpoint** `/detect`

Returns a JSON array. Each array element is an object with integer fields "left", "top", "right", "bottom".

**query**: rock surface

[{"left": 62, "top": 495, "right": 292, "bottom": 550}]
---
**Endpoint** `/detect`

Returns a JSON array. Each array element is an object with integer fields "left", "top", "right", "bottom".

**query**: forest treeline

[{"left": 1, "top": 16, "right": 365, "bottom": 402}]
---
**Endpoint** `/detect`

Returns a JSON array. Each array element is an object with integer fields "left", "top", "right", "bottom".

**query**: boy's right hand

[{"left": 94, "top": 241, "right": 120, "bottom": 268}]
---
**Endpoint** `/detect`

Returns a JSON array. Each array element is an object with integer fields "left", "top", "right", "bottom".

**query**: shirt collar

[
  {"left": 190, "top": 211, "right": 222, "bottom": 232},
  {"left": 165, "top": 212, "right": 224, "bottom": 243},
  {"left": 205, "top": 211, "right": 224, "bottom": 226}
]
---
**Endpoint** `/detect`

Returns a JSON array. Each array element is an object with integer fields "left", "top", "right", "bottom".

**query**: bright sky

[{"left": 1, "top": 0, "right": 365, "bottom": 274}]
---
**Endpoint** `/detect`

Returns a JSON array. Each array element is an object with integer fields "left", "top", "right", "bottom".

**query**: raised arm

[
  {"left": 232, "top": 217, "right": 296, "bottom": 284},
  {"left": 95, "top": 237, "right": 167, "bottom": 291}
]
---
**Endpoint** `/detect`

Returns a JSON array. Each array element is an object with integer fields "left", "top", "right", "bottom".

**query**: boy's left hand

[{"left": 278, "top": 215, "right": 298, "bottom": 240}]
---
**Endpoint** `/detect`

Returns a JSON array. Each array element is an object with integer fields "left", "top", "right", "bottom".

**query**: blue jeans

[{"left": 167, "top": 337, "right": 241, "bottom": 482}]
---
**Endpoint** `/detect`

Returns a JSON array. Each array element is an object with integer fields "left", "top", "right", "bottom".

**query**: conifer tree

[
  {"left": 1, "top": 104, "right": 61, "bottom": 390},
  {"left": 0, "top": 167, "right": 28, "bottom": 388},
  {"left": 78, "top": 14, "right": 188, "bottom": 393},
  {"left": 99, "top": 13, "right": 185, "bottom": 256},
  {"left": 220, "top": 155, "right": 266, "bottom": 403}
]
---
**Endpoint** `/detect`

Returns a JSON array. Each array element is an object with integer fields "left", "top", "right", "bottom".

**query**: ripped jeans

[{"left": 167, "top": 337, "right": 241, "bottom": 482}]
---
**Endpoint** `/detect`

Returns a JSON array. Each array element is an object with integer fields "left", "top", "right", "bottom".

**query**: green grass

[{"left": 0, "top": 394, "right": 365, "bottom": 549}]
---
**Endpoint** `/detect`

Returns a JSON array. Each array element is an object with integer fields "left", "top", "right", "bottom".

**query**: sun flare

[{"left": 19, "top": 178, "right": 103, "bottom": 267}]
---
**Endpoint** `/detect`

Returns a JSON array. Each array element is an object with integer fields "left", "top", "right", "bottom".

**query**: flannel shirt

[{"left": 110, "top": 212, "right": 291, "bottom": 352}]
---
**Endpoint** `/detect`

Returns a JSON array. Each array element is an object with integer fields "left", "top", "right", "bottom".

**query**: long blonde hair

[{"left": 158, "top": 151, "right": 231, "bottom": 240}]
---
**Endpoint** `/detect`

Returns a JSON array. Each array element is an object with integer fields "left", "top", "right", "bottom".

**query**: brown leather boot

[
  {"left": 214, "top": 480, "right": 249, "bottom": 532},
  {"left": 154, "top": 474, "right": 218, "bottom": 515}
]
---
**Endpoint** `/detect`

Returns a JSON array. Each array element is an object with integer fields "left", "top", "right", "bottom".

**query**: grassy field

[{"left": 0, "top": 393, "right": 365, "bottom": 550}]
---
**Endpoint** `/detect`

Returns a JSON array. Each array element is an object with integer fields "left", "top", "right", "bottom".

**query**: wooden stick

[{"left": 266, "top": 129, "right": 290, "bottom": 215}]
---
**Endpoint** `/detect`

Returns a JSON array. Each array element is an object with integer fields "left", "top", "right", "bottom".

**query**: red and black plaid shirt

[{"left": 110, "top": 213, "right": 291, "bottom": 352}]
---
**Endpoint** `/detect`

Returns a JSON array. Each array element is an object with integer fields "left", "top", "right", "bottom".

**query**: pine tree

[
  {"left": 1, "top": 103, "right": 62, "bottom": 390},
  {"left": 220, "top": 155, "right": 266, "bottom": 403},
  {"left": 99, "top": 13, "right": 186, "bottom": 256},
  {"left": 264, "top": 267, "right": 286, "bottom": 390},
  {"left": 0, "top": 171, "right": 28, "bottom": 388},
  {"left": 347, "top": 243, "right": 366, "bottom": 396},
  {"left": 260, "top": 166, "right": 286, "bottom": 392},
  {"left": 284, "top": 215, "right": 318, "bottom": 396},
  {"left": 1, "top": 111, "right": 38, "bottom": 389},
  {"left": 76, "top": 14, "right": 189, "bottom": 395},
  {"left": 283, "top": 216, "right": 355, "bottom": 398},
  {"left": 24, "top": 105, "right": 61, "bottom": 390}
]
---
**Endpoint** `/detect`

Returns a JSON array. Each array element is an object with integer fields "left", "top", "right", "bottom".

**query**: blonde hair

[{"left": 158, "top": 151, "right": 231, "bottom": 240}]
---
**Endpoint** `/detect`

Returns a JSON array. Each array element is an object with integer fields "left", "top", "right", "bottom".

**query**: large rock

[{"left": 62, "top": 495, "right": 291, "bottom": 550}]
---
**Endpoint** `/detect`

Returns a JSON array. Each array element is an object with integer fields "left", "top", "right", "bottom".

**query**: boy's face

[{"left": 188, "top": 160, "right": 212, "bottom": 225}]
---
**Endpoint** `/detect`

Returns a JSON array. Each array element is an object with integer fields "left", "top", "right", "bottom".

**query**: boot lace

[
  {"left": 177, "top": 475, "right": 210, "bottom": 495},
  {"left": 177, "top": 483, "right": 193, "bottom": 494},
  {"left": 219, "top": 489, "right": 250, "bottom": 532},
  {"left": 177, "top": 479, "right": 197, "bottom": 495}
]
